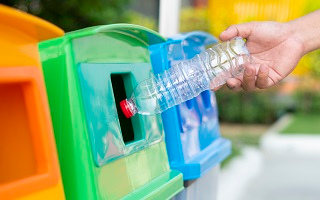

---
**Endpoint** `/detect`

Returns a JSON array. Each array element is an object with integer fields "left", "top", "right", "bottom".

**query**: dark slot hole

[{"left": 111, "top": 74, "right": 135, "bottom": 144}]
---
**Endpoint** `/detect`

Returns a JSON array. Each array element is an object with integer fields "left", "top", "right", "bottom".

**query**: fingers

[
  {"left": 225, "top": 64, "right": 272, "bottom": 92},
  {"left": 219, "top": 23, "right": 254, "bottom": 41},
  {"left": 226, "top": 78, "right": 242, "bottom": 92},
  {"left": 213, "top": 64, "right": 273, "bottom": 92},
  {"left": 242, "top": 64, "right": 257, "bottom": 91},
  {"left": 256, "top": 64, "right": 270, "bottom": 89}
]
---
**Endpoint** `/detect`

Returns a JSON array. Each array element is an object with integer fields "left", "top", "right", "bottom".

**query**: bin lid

[
  {"left": 65, "top": 23, "right": 165, "bottom": 45},
  {"left": 0, "top": 4, "right": 63, "bottom": 41},
  {"left": 0, "top": 5, "right": 64, "bottom": 67}
]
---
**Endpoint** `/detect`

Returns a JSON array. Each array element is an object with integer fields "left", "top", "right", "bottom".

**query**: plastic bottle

[{"left": 120, "top": 37, "right": 252, "bottom": 118}]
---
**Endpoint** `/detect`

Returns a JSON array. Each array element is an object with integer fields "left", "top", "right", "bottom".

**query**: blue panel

[{"left": 149, "top": 31, "right": 231, "bottom": 180}]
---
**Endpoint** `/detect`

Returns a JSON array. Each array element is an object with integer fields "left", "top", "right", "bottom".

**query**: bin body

[
  {"left": 149, "top": 31, "right": 231, "bottom": 199},
  {"left": 173, "top": 166, "right": 219, "bottom": 200},
  {"left": 39, "top": 24, "right": 183, "bottom": 200},
  {"left": 150, "top": 31, "right": 231, "bottom": 180},
  {"left": 0, "top": 5, "right": 65, "bottom": 200}
]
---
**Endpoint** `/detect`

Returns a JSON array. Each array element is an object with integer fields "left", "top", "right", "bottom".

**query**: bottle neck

[
  {"left": 126, "top": 98, "right": 138, "bottom": 116},
  {"left": 120, "top": 98, "right": 138, "bottom": 118}
]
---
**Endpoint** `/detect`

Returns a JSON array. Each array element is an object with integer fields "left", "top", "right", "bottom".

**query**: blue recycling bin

[
  {"left": 149, "top": 31, "right": 231, "bottom": 199},
  {"left": 149, "top": 31, "right": 231, "bottom": 180}
]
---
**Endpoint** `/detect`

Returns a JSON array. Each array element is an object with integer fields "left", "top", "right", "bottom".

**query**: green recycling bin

[{"left": 39, "top": 24, "right": 183, "bottom": 200}]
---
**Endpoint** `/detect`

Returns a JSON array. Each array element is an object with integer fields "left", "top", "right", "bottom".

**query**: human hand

[{"left": 216, "top": 21, "right": 305, "bottom": 91}]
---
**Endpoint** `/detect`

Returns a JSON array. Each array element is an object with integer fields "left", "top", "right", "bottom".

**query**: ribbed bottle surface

[{"left": 121, "top": 37, "right": 252, "bottom": 117}]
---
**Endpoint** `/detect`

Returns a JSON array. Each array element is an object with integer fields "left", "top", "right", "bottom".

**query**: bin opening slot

[
  {"left": 0, "top": 83, "right": 37, "bottom": 184},
  {"left": 111, "top": 73, "right": 135, "bottom": 144}
]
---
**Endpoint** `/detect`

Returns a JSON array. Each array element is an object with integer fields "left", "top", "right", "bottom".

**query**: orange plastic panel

[
  {"left": 0, "top": 83, "right": 37, "bottom": 183},
  {"left": 0, "top": 67, "right": 62, "bottom": 199},
  {"left": 0, "top": 4, "right": 64, "bottom": 67},
  {"left": 19, "top": 181, "right": 65, "bottom": 200}
]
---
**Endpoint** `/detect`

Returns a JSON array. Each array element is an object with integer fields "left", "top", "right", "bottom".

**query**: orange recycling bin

[{"left": 0, "top": 5, "right": 65, "bottom": 199}]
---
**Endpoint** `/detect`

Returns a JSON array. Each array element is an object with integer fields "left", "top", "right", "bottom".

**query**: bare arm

[{"left": 289, "top": 10, "right": 320, "bottom": 54}]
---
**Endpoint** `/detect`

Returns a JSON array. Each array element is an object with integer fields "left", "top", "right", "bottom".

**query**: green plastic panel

[
  {"left": 39, "top": 24, "right": 183, "bottom": 200},
  {"left": 78, "top": 63, "right": 164, "bottom": 166}
]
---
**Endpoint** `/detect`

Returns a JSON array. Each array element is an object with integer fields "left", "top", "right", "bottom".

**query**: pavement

[
  {"left": 218, "top": 115, "right": 320, "bottom": 200},
  {"left": 242, "top": 154, "right": 320, "bottom": 200}
]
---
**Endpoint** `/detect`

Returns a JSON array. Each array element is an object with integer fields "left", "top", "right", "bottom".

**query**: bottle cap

[{"left": 120, "top": 99, "right": 134, "bottom": 118}]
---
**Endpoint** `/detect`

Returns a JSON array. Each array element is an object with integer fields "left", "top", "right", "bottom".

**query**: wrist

[
  {"left": 287, "top": 10, "right": 320, "bottom": 55},
  {"left": 286, "top": 20, "right": 308, "bottom": 56}
]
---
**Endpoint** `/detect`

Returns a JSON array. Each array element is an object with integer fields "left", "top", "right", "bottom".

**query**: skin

[{"left": 214, "top": 10, "right": 320, "bottom": 92}]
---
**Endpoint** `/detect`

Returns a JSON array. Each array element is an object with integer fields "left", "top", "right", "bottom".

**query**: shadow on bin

[
  {"left": 39, "top": 24, "right": 183, "bottom": 200},
  {"left": 149, "top": 31, "right": 232, "bottom": 199},
  {"left": 0, "top": 5, "right": 65, "bottom": 200}
]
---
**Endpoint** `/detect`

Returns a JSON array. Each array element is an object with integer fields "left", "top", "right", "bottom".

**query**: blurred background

[{"left": 3, "top": 0, "right": 320, "bottom": 199}]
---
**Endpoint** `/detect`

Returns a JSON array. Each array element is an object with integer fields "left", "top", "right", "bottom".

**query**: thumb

[{"left": 219, "top": 23, "right": 254, "bottom": 41}]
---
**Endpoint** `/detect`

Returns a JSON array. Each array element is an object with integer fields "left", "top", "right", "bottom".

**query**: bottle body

[{"left": 120, "top": 37, "right": 252, "bottom": 118}]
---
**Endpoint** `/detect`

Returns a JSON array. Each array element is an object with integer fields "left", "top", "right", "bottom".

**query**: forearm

[{"left": 288, "top": 10, "right": 320, "bottom": 55}]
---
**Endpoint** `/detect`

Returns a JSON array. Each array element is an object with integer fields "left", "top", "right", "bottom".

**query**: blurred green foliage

[
  {"left": 216, "top": 85, "right": 320, "bottom": 124},
  {"left": 2, "top": 0, "right": 130, "bottom": 31},
  {"left": 216, "top": 88, "right": 282, "bottom": 124},
  {"left": 305, "top": 51, "right": 320, "bottom": 79},
  {"left": 294, "top": 89, "right": 320, "bottom": 114},
  {"left": 126, "top": 11, "right": 157, "bottom": 31},
  {"left": 180, "top": 7, "right": 211, "bottom": 33},
  {"left": 281, "top": 113, "right": 320, "bottom": 134}
]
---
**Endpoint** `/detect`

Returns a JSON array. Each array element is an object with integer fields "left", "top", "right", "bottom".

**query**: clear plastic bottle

[{"left": 120, "top": 37, "right": 252, "bottom": 118}]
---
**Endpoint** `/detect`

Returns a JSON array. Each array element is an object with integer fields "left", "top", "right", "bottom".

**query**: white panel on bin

[{"left": 172, "top": 166, "right": 220, "bottom": 200}]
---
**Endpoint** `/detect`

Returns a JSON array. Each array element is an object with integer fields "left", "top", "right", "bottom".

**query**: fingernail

[
  {"left": 245, "top": 68, "right": 253, "bottom": 76},
  {"left": 261, "top": 65, "right": 268, "bottom": 72}
]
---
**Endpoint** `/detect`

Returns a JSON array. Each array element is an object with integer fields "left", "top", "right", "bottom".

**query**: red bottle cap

[{"left": 120, "top": 99, "right": 134, "bottom": 118}]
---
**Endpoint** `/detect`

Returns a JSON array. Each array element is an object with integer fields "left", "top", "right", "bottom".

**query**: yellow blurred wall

[{"left": 207, "top": 0, "right": 320, "bottom": 76}]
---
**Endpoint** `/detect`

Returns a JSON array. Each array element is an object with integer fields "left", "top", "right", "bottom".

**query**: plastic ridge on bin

[
  {"left": 0, "top": 5, "right": 65, "bottom": 199},
  {"left": 149, "top": 31, "right": 232, "bottom": 180},
  {"left": 39, "top": 24, "right": 183, "bottom": 200},
  {"left": 0, "top": 4, "right": 64, "bottom": 68}
]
